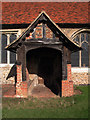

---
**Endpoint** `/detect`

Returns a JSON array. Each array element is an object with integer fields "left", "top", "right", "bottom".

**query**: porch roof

[{"left": 5, "top": 11, "right": 82, "bottom": 52}]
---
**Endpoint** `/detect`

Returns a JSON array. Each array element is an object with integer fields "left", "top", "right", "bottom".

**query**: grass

[{"left": 2, "top": 85, "right": 89, "bottom": 118}]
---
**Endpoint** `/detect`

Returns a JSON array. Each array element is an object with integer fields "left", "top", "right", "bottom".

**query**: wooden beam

[
  {"left": 32, "top": 30, "right": 35, "bottom": 39},
  {"left": 42, "top": 23, "right": 46, "bottom": 38},
  {"left": 17, "top": 45, "right": 26, "bottom": 81}
]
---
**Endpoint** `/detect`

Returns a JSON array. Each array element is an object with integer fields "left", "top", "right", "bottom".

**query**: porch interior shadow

[{"left": 26, "top": 47, "right": 62, "bottom": 96}]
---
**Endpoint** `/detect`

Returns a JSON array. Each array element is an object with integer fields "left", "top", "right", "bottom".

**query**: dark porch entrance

[{"left": 26, "top": 47, "right": 62, "bottom": 96}]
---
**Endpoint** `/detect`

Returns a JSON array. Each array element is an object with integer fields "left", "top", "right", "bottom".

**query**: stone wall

[
  {"left": 71, "top": 68, "right": 88, "bottom": 85},
  {"left": 72, "top": 72, "right": 88, "bottom": 85},
  {"left": 0, "top": 65, "right": 15, "bottom": 84}
]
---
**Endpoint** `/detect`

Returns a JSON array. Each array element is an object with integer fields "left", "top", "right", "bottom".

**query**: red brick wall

[
  {"left": 16, "top": 64, "right": 28, "bottom": 98},
  {"left": 62, "top": 80, "right": 73, "bottom": 97},
  {"left": 35, "top": 23, "right": 43, "bottom": 38},
  {"left": 62, "top": 64, "right": 73, "bottom": 97},
  {"left": 26, "top": 23, "right": 54, "bottom": 39},
  {"left": 45, "top": 24, "right": 53, "bottom": 38},
  {"left": 67, "top": 64, "right": 72, "bottom": 81}
]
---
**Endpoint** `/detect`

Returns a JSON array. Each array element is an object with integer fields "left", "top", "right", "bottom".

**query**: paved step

[
  {"left": 30, "top": 84, "right": 59, "bottom": 98},
  {"left": 2, "top": 84, "right": 16, "bottom": 97}
]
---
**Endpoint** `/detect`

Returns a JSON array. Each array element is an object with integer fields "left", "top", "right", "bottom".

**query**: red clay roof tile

[{"left": 2, "top": 2, "right": 89, "bottom": 24}]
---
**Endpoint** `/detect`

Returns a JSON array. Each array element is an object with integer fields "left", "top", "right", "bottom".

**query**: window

[
  {"left": 1, "top": 34, "right": 7, "bottom": 63},
  {"left": 71, "top": 32, "right": 89, "bottom": 67},
  {"left": 71, "top": 51, "right": 79, "bottom": 67},
  {"left": 10, "top": 34, "right": 17, "bottom": 63},
  {"left": 0, "top": 33, "right": 17, "bottom": 64}
]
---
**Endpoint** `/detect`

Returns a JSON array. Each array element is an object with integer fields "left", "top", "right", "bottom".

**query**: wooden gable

[{"left": 5, "top": 11, "right": 82, "bottom": 53}]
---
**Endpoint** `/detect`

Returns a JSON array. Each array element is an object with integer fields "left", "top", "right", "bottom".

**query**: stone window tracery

[{"left": 71, "top": 32, "right": 89, "bottom": 67}]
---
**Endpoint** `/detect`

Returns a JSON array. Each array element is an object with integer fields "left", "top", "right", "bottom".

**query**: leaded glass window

[
  {"left": 1, "top": 33, "right": 17, "bottom": 64},
  {"left": 1, "top": 34, "right": 7, "bottom": 63},
  {"left": 71, "top": 32, "right": 89, "bottom": 67},
  {"left": 10, "top": 34, "right": 17, "bottom": 63},
  {"left": 81, "top": 42, "right": 89, "bottom": 67},
  {"left": 71, "top": 51, "right": 79, "bottom": 67}
]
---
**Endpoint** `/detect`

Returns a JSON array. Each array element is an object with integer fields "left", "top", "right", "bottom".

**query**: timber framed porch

[{"left": 4, "top": 11, "right": 81, "bottom": 98}]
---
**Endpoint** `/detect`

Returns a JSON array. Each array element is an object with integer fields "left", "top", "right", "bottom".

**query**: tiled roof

[{"left": 2, "top": 2, "right": 89, "bottom": 24}]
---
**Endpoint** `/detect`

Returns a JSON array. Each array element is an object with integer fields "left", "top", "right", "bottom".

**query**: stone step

[{"left": 30, "top": 84, "right": 59, "bottom": 98}]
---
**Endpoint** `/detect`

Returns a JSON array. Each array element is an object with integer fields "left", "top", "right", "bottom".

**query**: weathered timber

[{"left": 17, "top": 45, "right": 26, "bottom": 81}]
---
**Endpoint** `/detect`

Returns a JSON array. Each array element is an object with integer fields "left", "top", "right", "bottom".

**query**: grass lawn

[{"left": 2, "top": 85, "right": 88, "bottom": 118}]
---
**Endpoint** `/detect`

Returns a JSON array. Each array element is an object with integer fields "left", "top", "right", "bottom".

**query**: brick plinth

[
  {"left": 62, "top": 64, "right": 73, "bottom": 97},
  {"left": 16, "top": 81, "right": 28, "bottom": 98},
  {"left": 62, "top": 80, "right": 73, "bottom": 97},
  {"left": 16, "top": 64, "right": 28, "bottom": 98},
  {"left": 67, "top": 64, "right": 72, "bottom": 81}
]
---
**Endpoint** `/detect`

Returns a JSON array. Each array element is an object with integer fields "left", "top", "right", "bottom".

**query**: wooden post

[{"left": 17, "top": 45, "right": 26, "bottom": 81}]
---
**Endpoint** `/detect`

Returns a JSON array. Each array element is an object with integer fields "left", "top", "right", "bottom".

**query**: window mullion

[
  {"left": 7, "top": 34, "right": 10, "bottom": 64},
  {"left": 79, "top": 34, "right": 81, "bottom": 67},
  {"left": 42, "top": 23, "right": 46, "bottom": 38},
  {"left": 0, "top": 33, "right": 1, "bottom": 63}
]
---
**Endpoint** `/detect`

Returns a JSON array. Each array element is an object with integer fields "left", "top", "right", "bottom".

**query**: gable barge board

[{"left": 5, "top": 11, "right": 82, "bottom": 53}]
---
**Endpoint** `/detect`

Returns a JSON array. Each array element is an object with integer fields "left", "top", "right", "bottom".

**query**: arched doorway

[{"left": 26, "top": 47, "right": 62, "bottom": 96}]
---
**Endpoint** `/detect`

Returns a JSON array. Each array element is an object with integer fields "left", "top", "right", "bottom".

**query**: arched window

[
  {"left": 71, "top": 32, "right": 89, "bottom": 67},
  {"left": 1, "top": 34, "right": 7, "bottom": 63},
  {"left": 73, "top": 35, "right": 79, "bottom": 45},
  {"left": 81, "top": 33, "right": 84, "bottom": 42}
]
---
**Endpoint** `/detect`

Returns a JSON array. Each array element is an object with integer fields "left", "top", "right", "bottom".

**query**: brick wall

[
  {"left": 16, "top": 64, "right": 28, "bottom": 98},
  {"left": 26, "top": 23, "right": 54, "bottom": 39},
  {"left": 67, "top": 64, "right": 72, "bottom": 81},
  {"left": 62, "top": 80, "right": 73, "bottom": 97},
  {"left": 62, "top": 64, "right": 73, "bottom": 97}
]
